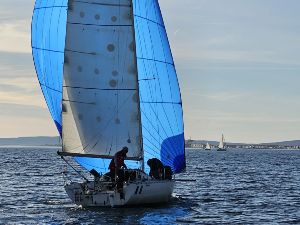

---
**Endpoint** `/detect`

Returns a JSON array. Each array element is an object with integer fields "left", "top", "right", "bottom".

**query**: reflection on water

[{"left": 0, "top": 147, "right": 300, "bottom": 224}]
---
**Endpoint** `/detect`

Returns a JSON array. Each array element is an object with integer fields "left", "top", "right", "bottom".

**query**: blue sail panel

[
  {"left": 133, "top": 0, "right": 185, "bottom": 174},
  {"left": 31, "top": 0, "right": 68, "bottom": 135},
  {"left": 75, "top": 158, "right": 140, "bottom": 174}
]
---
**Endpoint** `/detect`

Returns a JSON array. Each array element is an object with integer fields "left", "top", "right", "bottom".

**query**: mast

[{"left": 130, "top": 0, "right": 144, "bottom": 172}]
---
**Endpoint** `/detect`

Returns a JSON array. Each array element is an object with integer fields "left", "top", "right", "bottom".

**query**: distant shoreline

[
  {"left": 0, "top": 145, "right": 61, "bottom": 148},
  {"left": 186, "top": 147, "right": 300, "bottom": 150}
]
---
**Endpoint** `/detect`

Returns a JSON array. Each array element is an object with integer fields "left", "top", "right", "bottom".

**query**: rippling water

[{"left": 1, "top": 147, "right": 300, "bottom": 224}]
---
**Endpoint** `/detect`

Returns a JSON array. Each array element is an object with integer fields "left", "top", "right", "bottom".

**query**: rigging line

[
  {"left": 140, "top": 109, "right": 180, "bottom": 160},
  {"left": 143, "top": 147, "right": 160, "bottom": 160},
  {"left": 137, "top": 57, "right": 174, "bottom": 66},
  {"left": 138, "top": 77, "right": 156, "bottom": 81},
  {"left": 65, "top": 49, "right": 97, "bottom": 55},
  {"left": 143, "top": 107, "right": 177, "bottom": 160},
  {"left": 141, "top": 134, "right": 161, "bottom": 154},
  {"left": 142, "top": 125, "right": 180, "bottom": 163},
  {"left": 142, "top": 142, "right": 174, "bottom": 168},
  {"left": 62, "top": 99, "right": 95, "bottom": 105},
  {"left": 141, "top": 124, "right": 165, "bottom": 150},
  {"left": 61, "top": 156, "right": 89, "bottom": 182},
  {"left": 142, "top": 139, "right": 176, "bottom": 167},
  {"left": 142, "top": 145, "right": 162, "bottom": 160},
  {"left": 34, "top": 6, "right": 67, "bottom": 10},
  {"left": 67, "top": 22, "right": 132, "bottom": 27},
  {"left": 32, "top": 46, "right": 64, "bottom": 53},
  {"left": 133, "top": 15, "right": 165, "bottom": 29},
  {"left": 40, "top": 83, "right": 62, "bottom": 93},
  {"left": 73, "top": 0, "right": 131, "bottom": 7},
  {"left": 140, "top": 101, "right": 181, "bottom": 104}
]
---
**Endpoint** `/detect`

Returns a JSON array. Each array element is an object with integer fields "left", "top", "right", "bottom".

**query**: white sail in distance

[
  {"left": 205, "top": 143, "right": 211, "bottom": 150},
  {"left": 62, "top": 0, "right": 142, "bottom": 159},
  {"left": 218, "top": 134, "right": 225, "bottom": 149}
]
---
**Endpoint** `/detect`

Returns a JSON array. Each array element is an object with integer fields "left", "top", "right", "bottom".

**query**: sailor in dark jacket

[
  {"left": 108, "top": 146, "right": 128, "bottom": 192},
  {"left": 147, "top": 158, "right": 164, "bottom": 179}
]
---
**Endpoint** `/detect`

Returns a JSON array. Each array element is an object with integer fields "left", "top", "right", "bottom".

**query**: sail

[
  {"left": 218, "top": 135, "right": 224, "bottom": 149},
  {"left": 133, "top": 0, "right": 186, "bottom": 173},
  {"left": 31, "top": 0, "right": 68, "bottom": 136},
  {"left": 62, "top": 0, "right": 142, "bottom": 159},
  {"left": 32, "top": 0, "right": 185, "bottom": 174},
  {"left": 206, "top": 143, "right": 211, "bottom": 149}
]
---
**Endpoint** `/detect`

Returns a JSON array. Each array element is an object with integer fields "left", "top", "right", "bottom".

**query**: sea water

[{"left": 0, "top": 147, "right": 300, "bottom": 224}]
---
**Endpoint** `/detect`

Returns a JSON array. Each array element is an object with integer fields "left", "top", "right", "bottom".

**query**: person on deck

[
  {"left": 147, "top": 158, "right": 164, "bottom": 179},
  {"left": 108, "top": 146, "right": 128, "bottom": 191}
]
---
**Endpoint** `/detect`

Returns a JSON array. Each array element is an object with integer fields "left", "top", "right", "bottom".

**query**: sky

[{"left": 0, "top": 0, "right": 299, "bottom": 143}]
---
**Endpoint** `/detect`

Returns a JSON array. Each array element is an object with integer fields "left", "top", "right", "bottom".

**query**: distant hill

[
  {"left": 1, "top": 136, "right": 299, "bottom": 147},
  {"left": 186, "top": 139, "right": 300, "bottom": 146},
  {"left": 0, "top": 136, "right": 60, "bottom": 146},
  {"left": 260, "top": 140, "right": 300, "bottom": 146},
  {"left": 186, "top": 140, "right": 244, "bottom": 146}
]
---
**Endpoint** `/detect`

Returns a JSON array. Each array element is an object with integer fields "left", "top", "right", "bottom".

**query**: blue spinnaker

[
  {"left": 31, "top": 0, "right": 68, "bottom": 136},
  {"left": 133, "top": 0, "right": 186, "bottom": 173}
]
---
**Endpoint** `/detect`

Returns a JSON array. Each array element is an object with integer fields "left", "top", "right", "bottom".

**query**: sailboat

[
  {"left": 31, "top": 0, "right": 185, "bottom": 207},
  {"left": 205, "top": 142, "right": 211, "bottom": 150},
  {"left": 217, "top": 134, "right": 226, "bottom": 151}
]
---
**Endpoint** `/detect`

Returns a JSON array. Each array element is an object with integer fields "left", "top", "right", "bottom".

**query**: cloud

[
  {"left": 0, "top": 90, "right": 46, "bottom": 109},
  {"left": 0, "top": 114, "right": 57, "bottom": 138},
  {"left": 0, "top": 20, "right": 31, "bottom": 53},
  {"left": 186, "top": 110, "right": 300, "bottom": 123},
  {"left": 0, "top": 102, "right": 48, "bottom": 118},
  {"left": 0, "top": 0, "right": 34, "bottom": 23},
  {"left": 186, "top": 91, "right": 246, "bottom": 102}
]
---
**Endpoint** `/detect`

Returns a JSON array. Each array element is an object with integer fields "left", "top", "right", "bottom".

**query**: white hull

[{"left": 65, "top": 170, "right": 174, "bottom": 207}]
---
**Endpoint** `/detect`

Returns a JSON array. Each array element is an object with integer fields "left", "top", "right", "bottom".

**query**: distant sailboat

[
  {"left": 217, "top": 134, "right": 226, "bottom": 151},
  {"left": 205, "top": 142, "right": 211, "bottom": 150}
]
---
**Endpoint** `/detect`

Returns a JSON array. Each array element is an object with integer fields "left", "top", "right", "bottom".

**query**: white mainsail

[
  {"left": 205, "top": 142, "right": 211, "bottom": 150},
  {"left": 218, "top": 134, "right": 225, "bottom": 149},
  {"left": 62, "top": 0, "right": 142, "bottom": 158}
]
